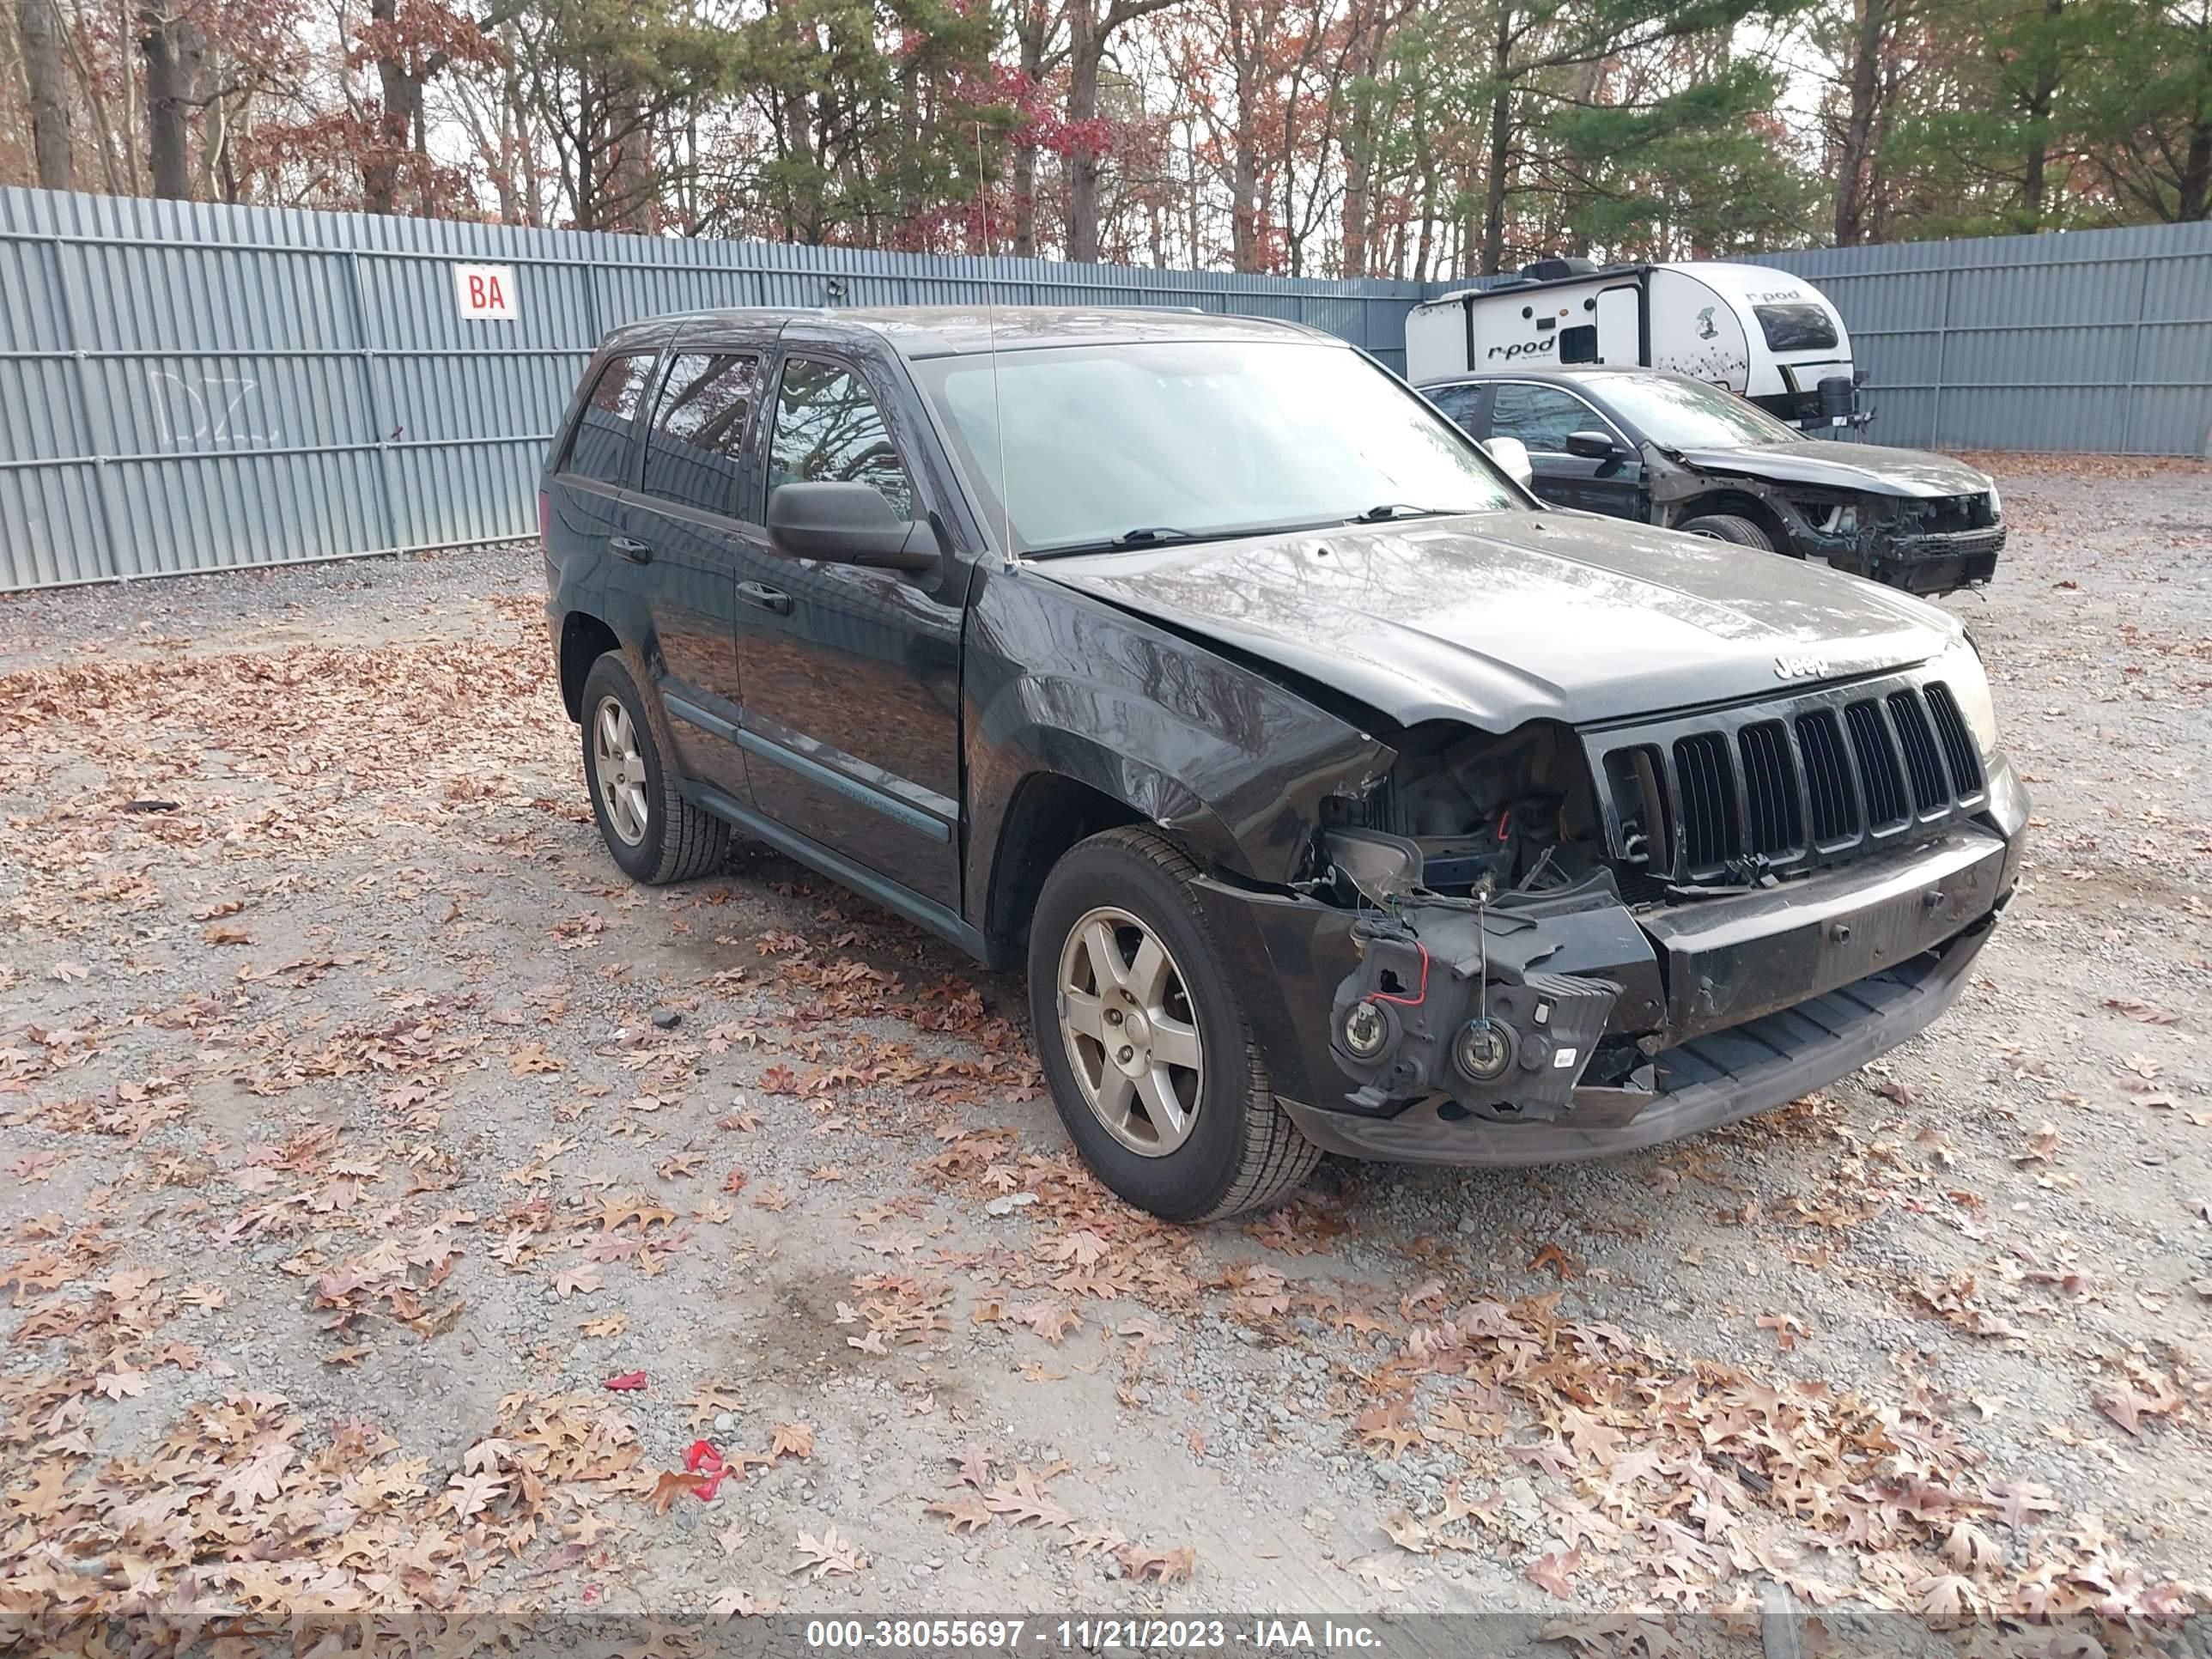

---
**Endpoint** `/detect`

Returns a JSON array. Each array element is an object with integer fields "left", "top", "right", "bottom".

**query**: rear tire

[
  {"left": 1679, "top": 513, "right": 1775, "bottom": 550},
  {"left": 1028, "top": 827, "right": 1320, "bottom": 1223},
  {"left": 580, "top": 652, "right": 730, "bottom": 885}
]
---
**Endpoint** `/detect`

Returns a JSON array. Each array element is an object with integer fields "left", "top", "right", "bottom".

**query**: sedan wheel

[
  {"left": 1056, "top": 905, "right": 1204, "bottom": 1156},
  {"left": 591, "top": 696, "right": 650, "bottom": 848}
]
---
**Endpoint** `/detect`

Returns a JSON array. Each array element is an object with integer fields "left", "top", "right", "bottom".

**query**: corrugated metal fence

[
  {"left": 1751, "top": 222, "right": 2212, "bottom": 457},
  {"left": 3, "top": 185, "right": 2208, "bottom": 591},
  {"left": 0, "top": 185, "right": 1422, "bottom": 591}
]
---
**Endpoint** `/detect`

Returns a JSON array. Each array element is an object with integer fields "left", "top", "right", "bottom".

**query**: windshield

[
  {"left": 919, "top": 339, "right": 1522, "bottom": 554},
  {"left": 1600, "top": 374, "right": 1806, "bottom": 450}
]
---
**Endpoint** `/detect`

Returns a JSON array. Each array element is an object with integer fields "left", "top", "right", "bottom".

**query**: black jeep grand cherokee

[{"left": 541, "top": 306, "right": 2027, "bottom": 1223}]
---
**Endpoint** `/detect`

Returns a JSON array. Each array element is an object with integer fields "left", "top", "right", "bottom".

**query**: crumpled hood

[
  {"left": 1032, "top": 510, "right": 1961, "bottom": 730},
  {"left": 1669, "top": 440, "right": 1993, "bottom": 500}
]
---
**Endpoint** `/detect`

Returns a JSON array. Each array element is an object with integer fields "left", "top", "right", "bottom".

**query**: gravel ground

[{"left": 2, "top": 457, "right": 2209, "bottom": 1653}]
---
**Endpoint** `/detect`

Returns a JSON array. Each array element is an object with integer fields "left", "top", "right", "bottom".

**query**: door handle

[
  {"left": 610, "top": 535, "right": 652, "bottom": 562},
  {"left": 738, "top": 580, "right": 793, "bottom": 616}
]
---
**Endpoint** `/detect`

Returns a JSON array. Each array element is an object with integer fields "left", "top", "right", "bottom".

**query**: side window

[
  {"left": 1425, "top": 384, "right": 1482, "bottom": 431},
  {"left": 564, "top": 350, "right": 654, "bottom": 486},
  {"left": 1558, "top": 325, "right": 1598, "bottom": 365},
  {"left": 641, "top": 351, "right": 761, "bottom": 519},
  {"left": 1489, "top": 385, "right": 1601, "bottom": 453},
  {"left": 768, "top": 359, "right": 915, "bottom": 521}
]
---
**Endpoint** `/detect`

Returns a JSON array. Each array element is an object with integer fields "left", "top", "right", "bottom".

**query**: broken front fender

[{"left": 962, "top": 566, "right": 1396, "bottom": 903}]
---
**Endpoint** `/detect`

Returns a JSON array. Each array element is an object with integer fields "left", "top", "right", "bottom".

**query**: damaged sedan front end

[
  {"left": 1417, "top": 366, "right": 2006, "bottom": 596},
  {"left": 1642, "top": 442, "right": 2007, "bottom": 595}
]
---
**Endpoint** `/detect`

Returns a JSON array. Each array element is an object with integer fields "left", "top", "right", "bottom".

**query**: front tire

[
  {"left": 1679, "top": 513, "right": 1775, "bottom": 550},
  {"left": 1028, "top": 827, "right": 1319, "bottom": 1222},
  {"left": 579, "top": 652, "right": 730, "bottom": 885}
]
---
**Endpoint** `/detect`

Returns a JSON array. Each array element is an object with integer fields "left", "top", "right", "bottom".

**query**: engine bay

[{"left": 1311, "top": 720, "right": 1610, "bottom": 904}]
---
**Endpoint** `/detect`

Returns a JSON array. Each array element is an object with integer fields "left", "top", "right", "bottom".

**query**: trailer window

[{"left": 1753, "top": 303, "right": 1838, "bottom": 354}]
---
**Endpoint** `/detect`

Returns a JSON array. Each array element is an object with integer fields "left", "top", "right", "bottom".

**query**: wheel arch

[
  {"left": 558, "top": 611, "right": 622, "bottom": 722},
  {"left": 984, "top": 769, "right": 1146, "bottom": 969},
  {"left": 1672, "top": 489, "right": 1793, "bottom": 550}
]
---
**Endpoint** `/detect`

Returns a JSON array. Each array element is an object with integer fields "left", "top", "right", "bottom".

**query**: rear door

[
  {"left": 734, "top": 349, "right": 965, "bottom": 911},
  {"left": 1486, "top": 381, "right": 1645, "bottom": 520},
  {"left": 619, "top": 337, "right": 770, "bottom": 803},
  {"left": 547, "top": 347, "right": 658, "bottom": 574}
]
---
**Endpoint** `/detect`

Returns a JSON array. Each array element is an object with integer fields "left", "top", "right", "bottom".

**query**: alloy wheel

[
  {"left": 592, "top": 696, "right": 649, "bottom": 847},
  {"left": 1055, "top": 906, "right": 1204, "bottom": 1156}
]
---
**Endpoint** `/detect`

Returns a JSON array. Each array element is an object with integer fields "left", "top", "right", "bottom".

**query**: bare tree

[
  {"left": 139, "top": 0, "right": 190, "bottom": 198},
  {"left": 1064, "top": 0, "right": 1176, "bottom": 260},
  {"left": 1008, "top": 0, "right": 1064, "bottom": 256},
  {"left": 1832, "top": 0, "right": 1906, "bottom": 243},
  {"left": 16, "top": 0, "right": 74, "bottom": 188}
]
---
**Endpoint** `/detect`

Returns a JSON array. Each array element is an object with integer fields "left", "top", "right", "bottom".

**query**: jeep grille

[{"left": 1593, "top": 674, "right": 1988, "bottom": 889}]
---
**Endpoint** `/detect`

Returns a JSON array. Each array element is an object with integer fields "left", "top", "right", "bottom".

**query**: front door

[
  {"left": 1486, "top": 381, "right": 1646, "bottom": 521},
  {"left": 736, "top": 353, "right": 965, "bottom": 911}
]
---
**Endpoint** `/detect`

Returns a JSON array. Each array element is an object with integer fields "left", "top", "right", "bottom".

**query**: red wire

[{"left": 1366, "top": 940, "right": 1431, "bottom": 1007}]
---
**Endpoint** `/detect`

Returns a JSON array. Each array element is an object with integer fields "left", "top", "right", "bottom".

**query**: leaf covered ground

[{"left": 2, "top": 457, "right": 2209, "bottom": 1655}]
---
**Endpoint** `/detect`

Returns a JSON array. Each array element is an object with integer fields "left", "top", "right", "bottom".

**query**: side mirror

[
  {"left": 1482, "top": 436, "right": 1534, "bottom": 489},
  {"left": 1565, "top": 429, "right": 1619, "bottom": 460},
  {"left": 768, "top": 481, "right": 939, "bottom": 574}
]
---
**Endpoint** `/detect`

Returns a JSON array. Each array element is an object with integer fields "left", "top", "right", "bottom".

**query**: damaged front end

[
  {"left": 1323, "top": 858, "right": 1663, "bottom": 1127},
  {"left": 1310, "top": 718, "right": 1659, "bottom": 1116},
  {"left": 1644, "top": 446, "right": 2004, "bottom": 596},
  {"left": 1195, "top": 691, "right": 2027, "bottom": 1168}
]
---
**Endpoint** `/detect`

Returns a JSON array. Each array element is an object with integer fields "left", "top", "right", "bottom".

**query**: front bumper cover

[
  {"left": 1278, "top": 915, "right": 1989, "bottom": 1164},
  {"left": 1192, "top": 757, "right": 2027, "bottom": 1168}
]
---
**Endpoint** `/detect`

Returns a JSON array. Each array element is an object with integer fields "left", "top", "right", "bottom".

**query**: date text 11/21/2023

[{"left": 801, "top": 1620, "right": 1386, "bottom": 1651}]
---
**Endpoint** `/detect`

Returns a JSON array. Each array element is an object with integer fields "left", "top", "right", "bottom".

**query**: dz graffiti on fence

[{"left": 145, "top": 368, "right": 282, "bottom": 448}]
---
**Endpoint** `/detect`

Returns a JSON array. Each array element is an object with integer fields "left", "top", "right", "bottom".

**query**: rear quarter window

[{"left": 562, "top": 351, "right": 655, "bottom": 486}]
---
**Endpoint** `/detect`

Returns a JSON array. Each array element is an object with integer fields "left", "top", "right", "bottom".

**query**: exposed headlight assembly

[
  {"left": 1984, "top": 480, "right": 2002, "bottom": 522},
  {"left": 1936, "top": 640, "right": 1999, "bottom": 755}
]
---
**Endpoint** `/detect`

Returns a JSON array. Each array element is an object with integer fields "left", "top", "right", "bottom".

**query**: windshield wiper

[
  {"left": 1025, "top": 526, "right": 1205, "bottom": 559},
  {"left": 1350, "top": 502, "right": 1453, "bottom": 524},
  {"left": 1107, "top": 526, "right": 1200, "bottom": 546}
]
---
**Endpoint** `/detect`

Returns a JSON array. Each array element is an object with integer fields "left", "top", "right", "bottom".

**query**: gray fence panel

[
  {"left": 0, "top": 185, "right": 1426, "bottom": 590},
  {"left": 13, "top": 181, "right": 2205, "bottom": 590},
  {"left": 1748, "top": 222, "right": 2212, "bottom": 456}
]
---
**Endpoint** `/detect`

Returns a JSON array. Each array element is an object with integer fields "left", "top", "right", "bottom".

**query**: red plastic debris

[
  {"left": 684, "top": 1438, "right": 729, "bottom": 1500},
  {"left": 602, "top": 1370, "right": 647, "bottom": 1391}
]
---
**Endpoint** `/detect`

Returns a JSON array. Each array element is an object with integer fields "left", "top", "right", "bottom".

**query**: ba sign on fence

[{"left": 453, "top": 263, "right": 516, "bottom": 321}]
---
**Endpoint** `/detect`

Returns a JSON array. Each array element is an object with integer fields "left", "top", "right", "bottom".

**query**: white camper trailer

[{"left": 1404, "top": 259, "right": 1864, "bottom": 430}]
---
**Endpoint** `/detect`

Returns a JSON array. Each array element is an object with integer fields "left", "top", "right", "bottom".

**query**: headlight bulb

[
  {"left": 1341, "top": 1000, "right": 1389, "bottom": 1060},
  {"left": 1455, "top": 1017, "right": 1516, "bottom": 1082}
]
